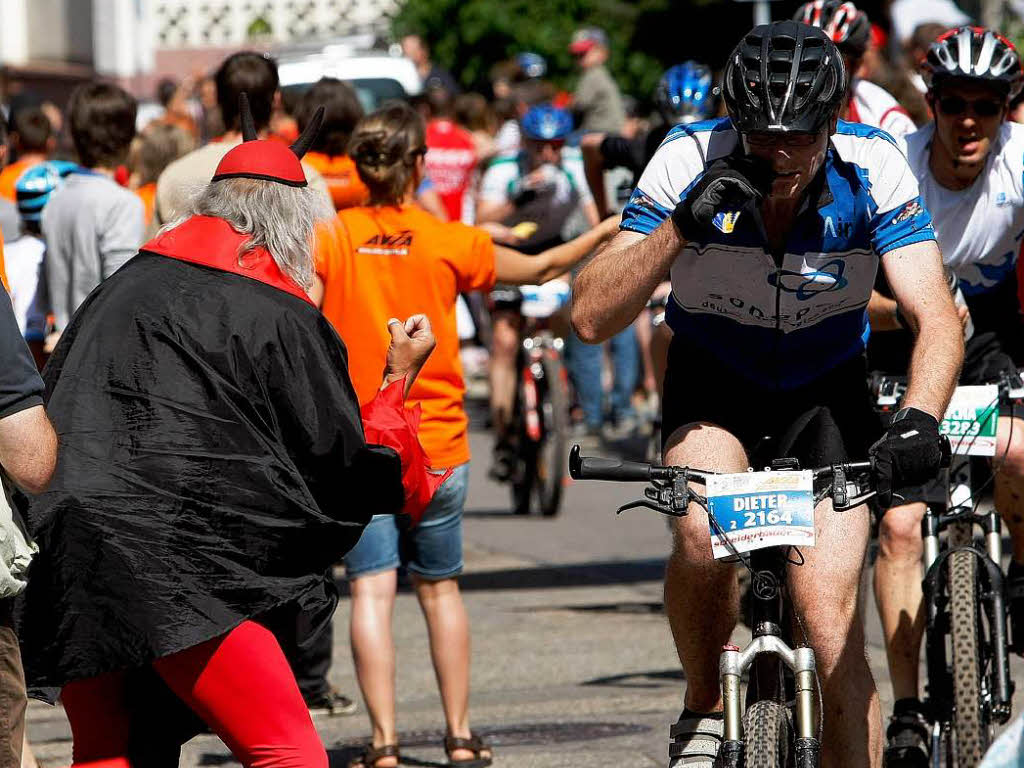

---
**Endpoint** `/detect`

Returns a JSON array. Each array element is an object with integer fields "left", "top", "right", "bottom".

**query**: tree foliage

[{"left": 393, "top": 0, "right": 812, "bottom": 104}]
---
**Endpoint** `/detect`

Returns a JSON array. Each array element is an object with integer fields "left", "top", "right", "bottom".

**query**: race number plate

[
  {"left": 706, "top": 470, "right": 815, "bottom": 559},
  {"left": 940, "top": 385, "right": 999, "bottom": 457}
]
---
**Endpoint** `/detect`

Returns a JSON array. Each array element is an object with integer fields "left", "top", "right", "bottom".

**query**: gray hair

[{"left": 168, "top": 177, "right": 334, "bottom": 291}]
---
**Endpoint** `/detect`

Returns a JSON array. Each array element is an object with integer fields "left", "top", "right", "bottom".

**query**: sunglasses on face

[
  {"left": 937, "top": 95, "right": 1004, "bottom": 118},
  {"left": 744, "top": 132, "right": 821, "bottom": 148}
]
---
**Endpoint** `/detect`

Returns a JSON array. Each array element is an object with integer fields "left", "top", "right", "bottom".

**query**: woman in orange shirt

[
  {"left": 315, "top": 101, "right": 615, "bottom": 768},
  {"left": 296, "top": 78, "right": 370, "bottom": 211}
]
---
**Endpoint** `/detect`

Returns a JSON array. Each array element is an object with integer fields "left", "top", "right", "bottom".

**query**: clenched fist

[{"left": 382, "top": 314, "right": 437, "bottom": 397}]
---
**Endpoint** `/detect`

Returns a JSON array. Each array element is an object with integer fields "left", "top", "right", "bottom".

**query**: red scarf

[{"left": 141, "top": 215, "right": 314, "bottom": 306}]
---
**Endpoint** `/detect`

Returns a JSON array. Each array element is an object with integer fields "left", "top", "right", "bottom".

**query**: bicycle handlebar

[{"left": 569, "top": 446, "right": 673, "bottom": 482}]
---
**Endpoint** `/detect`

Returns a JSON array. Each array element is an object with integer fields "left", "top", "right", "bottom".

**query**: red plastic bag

[{"left": 360, "top": 378, "right": 452, "bottom": 525}]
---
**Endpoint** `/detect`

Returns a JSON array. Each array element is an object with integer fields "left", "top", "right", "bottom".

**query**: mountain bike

[
  {"left": 569, "top": 444, "right": 877, "bottom": 766},
  {"left": 508, "top": 284, "right": 572, "bottom": 517},
  {"left": 872, "top": 370, "right": 1024, "bottom": 765}
]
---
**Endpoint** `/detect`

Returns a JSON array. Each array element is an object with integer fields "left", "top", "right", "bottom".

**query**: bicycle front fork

[{"left": 717, "top": 640, "right": 821, "bottom": 767}]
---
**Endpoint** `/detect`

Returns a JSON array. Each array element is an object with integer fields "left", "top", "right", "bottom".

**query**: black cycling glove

[
  {"left": 870, "top": 407, "right": 950, "bottom": 509},
  {"left": 671, "top": 155, "right": 774, "bottom": 242}
]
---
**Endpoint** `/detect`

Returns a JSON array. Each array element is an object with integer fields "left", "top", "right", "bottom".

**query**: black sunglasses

[{"left": 937, "top": 95, "right": 1004, "bottom": 118}]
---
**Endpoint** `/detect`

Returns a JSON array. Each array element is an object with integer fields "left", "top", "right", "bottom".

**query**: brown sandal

[
  {"left": 348, "top": 743, "right": 400, "bottom": 768},
  {"left": 444, "top": 733, "right": 493, "bottom": 768}
]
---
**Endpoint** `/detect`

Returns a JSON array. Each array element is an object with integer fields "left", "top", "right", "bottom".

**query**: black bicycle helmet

[
  {"left": 922, "top": 26, "right": 1024, "bottom": 99},
  {"left": 794, "top": 1, "right": 871, "bottom": 57},
  {"left": 723, "top": 21, "right": 846, "bottom": 134}
]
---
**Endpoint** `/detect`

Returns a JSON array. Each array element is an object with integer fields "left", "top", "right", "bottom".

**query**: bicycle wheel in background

[
  {"left": 535, "top": 351, "right": 569, "bottom": 517},
  {"left": 743, "top": 700, "right": 790, "bottom": 768},
  {"left": 947, "top": 521, "right": 989, "bottom": 765}
]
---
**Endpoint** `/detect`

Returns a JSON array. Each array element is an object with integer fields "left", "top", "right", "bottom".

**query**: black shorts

[
  {"left": 661, "top": 334, "right": 879, "bottom": 470},
  {"left": 488, "top": 284, "right": 523, "bottom": 312}
]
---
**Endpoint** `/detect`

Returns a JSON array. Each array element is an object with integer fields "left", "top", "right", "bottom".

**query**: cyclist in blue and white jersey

[
  {"left": 867, "top": 26, "right": 1024, "bottom": 766},
  {"left": 572, "top": 21, "right": 962, "bottom": 767}
]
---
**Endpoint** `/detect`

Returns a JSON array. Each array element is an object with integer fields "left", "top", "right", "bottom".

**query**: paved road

[{"left": 26, "top": 427, "right": 1023, "bottom": 767}]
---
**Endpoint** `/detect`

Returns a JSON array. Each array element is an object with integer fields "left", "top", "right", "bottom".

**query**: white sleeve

[
  {"left": 620, "top": 130, "right": 706, "bottom": 235},
  {"left": 479, "top": 162, "right": 517, "bottom": 205}
]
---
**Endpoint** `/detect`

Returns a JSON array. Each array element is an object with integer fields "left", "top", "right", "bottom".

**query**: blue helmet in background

[
  {"left": 16, "top": 161, "right": 79, "bottom": 224},
  {"left": 515, "top": 52, "right": 548, "bottom": 80},
  {"left": 521, "top": 104, "right": 573, "bottom": 141},
  {"left": 655, "top": 61, "right": 715, "bottom": 124}
]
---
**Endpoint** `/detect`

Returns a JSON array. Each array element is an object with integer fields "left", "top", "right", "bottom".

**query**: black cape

[{"left": 18, "top": 218, "right": 402, "bottom": 696}]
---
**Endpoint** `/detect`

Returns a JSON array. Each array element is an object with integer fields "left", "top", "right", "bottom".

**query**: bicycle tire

[
  {"left": 742, "top": 700, "right": 789, "bottom": 768},
  {"left": 535, "top": 353, "right": 569, "bottom": 517},
  {"left": 948, "top": 547, "right": 988, "bottom": 766}
]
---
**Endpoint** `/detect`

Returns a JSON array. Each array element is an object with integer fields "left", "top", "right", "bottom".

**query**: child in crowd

[{"left": 0, "top": 106, "right": 54, "bottom": 202}]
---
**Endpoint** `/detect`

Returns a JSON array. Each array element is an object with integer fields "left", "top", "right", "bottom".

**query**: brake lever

[
  {"left": 832, "top": 466, "right": 848, "bottom": 508},
  {"left": 616, "top": 499, "right": 684, "bottom": 517}
]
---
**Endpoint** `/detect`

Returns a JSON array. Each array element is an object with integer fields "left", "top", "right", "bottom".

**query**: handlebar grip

[{"left": 569, "top": 444, "right": 653, "bottom": 481}]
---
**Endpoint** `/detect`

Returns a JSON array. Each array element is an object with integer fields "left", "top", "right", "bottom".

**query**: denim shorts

[{"left": 343, "top": 463, "right": 470, "bottom": 581}]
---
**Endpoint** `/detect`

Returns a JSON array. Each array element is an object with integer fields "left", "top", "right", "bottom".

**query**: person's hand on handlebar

[
  {"left": 870, "top": 407, "right": 950, "bottom": 508},
  {"left": 670, "top": 155, "right": 774, "bottom": 242},
  {"left": 382, "top": 314, "right": 436, "bottom": 398}
]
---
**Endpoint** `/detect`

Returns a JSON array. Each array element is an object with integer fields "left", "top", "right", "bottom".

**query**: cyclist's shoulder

[
  {"left": 643, "top": 117, "right": 738, "bottom": 177},
  {"left": 831, "top": 120, "right": 909, "bottom": 172},
  {"left": 993, "top": 121, "right": 1024, "bottom": 166},
  {"left": 852, "top": 78, "right": 902, "bottom": 110}
]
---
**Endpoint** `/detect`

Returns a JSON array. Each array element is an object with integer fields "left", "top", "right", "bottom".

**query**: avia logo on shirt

[
  {"left": 823, "top": 217, "right": 853, "bottom": 238},
  {"left": 713, "top": 210, "right": 742, "bottom": 234},
  {"left": 768, "top": 259, "right": 849, "bottom": 301},
  {"left": 357, "top": 231, "right": 414, "bottom": 256}
]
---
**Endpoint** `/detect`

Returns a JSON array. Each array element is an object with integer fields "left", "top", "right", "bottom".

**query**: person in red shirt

[{"left": 423, "top": 88, "right": 478, "bottom": 223}]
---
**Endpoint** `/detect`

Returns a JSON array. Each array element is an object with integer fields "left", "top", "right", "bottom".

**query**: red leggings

[{"left": 61, "top": 621, "right": 327, "bottom": 768}]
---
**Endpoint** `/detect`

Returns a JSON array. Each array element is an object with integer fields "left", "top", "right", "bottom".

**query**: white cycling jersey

[
  {"left": 899, "top": 121, "right": 1024, "bottom": 295},
  {"left": 848, "top": 79, "right": 917, "bottom": 139}
]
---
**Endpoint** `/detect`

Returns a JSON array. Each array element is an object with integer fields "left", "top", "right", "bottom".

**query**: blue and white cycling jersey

[{"left": 621, "top": 117, "right": 936, "bottom": 390}]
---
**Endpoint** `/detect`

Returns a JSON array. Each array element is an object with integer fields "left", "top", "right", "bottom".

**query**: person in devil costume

[{"left": 15, "top": 96, "right": 446, "bottom": 767}]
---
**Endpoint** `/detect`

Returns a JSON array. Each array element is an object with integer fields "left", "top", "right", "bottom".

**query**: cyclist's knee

[
  {"left": 878, "top": 503, "right": 926, "bottom": 560},
  {"left": 996, "top": 416, "right": 1024, "bottom": 478},
  {"left": 491, "top": 317, "right": 519, "bottom": 363}
]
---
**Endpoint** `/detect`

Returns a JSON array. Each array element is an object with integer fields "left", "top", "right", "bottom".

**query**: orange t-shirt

[
  {"left": 316, "top": 204, "right": 497, "bottom": 468},
  {"left": 304, "top": 152, "right": 370, "bottom": 211},
  {"left": 0, "top": 160, "right": 31, "bottom": 202},
  {"left": 136, "top": 183, "right": 157, "bottom": 229}
]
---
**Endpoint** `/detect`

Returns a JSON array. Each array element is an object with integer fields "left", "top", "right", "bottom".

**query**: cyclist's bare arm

[
  {"left": 494, "top": 215, "right": 619, "bottom": 285},
  {"left": 881, "top": 239, "right": 964, "bottom": 419},
  {"left": 582, "top": 198, "right": 601, "bottom": 228},
  {"left": 476, "top": 197, "right": 515, "bottom": 225},
  {"left": 580, "top": 133, "right": 610, "bottom": 217},
  {"left": 572, "top": 219, "right": 682, "bottom": 343}
]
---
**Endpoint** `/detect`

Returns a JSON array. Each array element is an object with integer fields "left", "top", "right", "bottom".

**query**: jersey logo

[
  {"left": 713, "top": 210, "right": 742, "bottom": 234},
  {"left": 823, "top": 216, "right": 853, "bottom": 238},
  {"left": 357, "top": 230, "right": 414, "bottom": 256},
  {"left": 890, "top": 201, "right": 924, "bottom": 226},
  {"left": 768, "top": 259, "right": 849, "bottom": 301}
]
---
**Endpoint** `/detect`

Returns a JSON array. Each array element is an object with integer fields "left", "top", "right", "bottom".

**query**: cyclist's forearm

[
  {"left": 904, "top": 309, "right": 963, "bottom": 421},
  {"left": 572, "top": 221, "right": 681, "bottom": 343},
  {"left": 476, "top": 200, "right": 514, "bottom": 225}
]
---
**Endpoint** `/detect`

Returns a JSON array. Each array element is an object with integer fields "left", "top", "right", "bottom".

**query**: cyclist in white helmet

[
  {"left": 796, "top": 0, "right": 918, "bottom": 138},
  {"left": 868, "top": 25, "right": 1024, "bottom": 767}
]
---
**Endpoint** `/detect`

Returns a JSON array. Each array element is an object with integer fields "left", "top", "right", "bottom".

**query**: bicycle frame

[{"left": 518, "top": 324, "right": 563, "bottom": 445}]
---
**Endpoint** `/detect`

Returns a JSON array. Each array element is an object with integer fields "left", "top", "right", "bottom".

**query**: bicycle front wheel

[
  {"left": 535, "top": 352, "right": 569, "bottom": 517},
  {"left": 743, "top": 700, "right": 790, "bottom": 768},
  {"left": 948, "top": 546, "right": 989, "bottom": 765}
]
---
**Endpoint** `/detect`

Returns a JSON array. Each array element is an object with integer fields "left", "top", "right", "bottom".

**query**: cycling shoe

[
  {"left": 668, "top": 711, "right": 723, "bottom": 767},
  {"left": 883, "top": 705, "right": 930, "bottom": 768}
]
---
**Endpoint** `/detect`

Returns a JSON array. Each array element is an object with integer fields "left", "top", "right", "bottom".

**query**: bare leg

[
  {"left": 873, "top": 502, "right": 926, "bottom": 701},
  {"left": 663, "top": 423, "right": 748, "bottom": 712},
  {"left": 488, "top": 312, "right": 520, "bottom": 439},
  {"left": 651, "top": 324, "right": 672, "bottom": 402},
  {"left": 350, "top": 571, "right": 399, "bottom": 766},
  {"left": 993, "top": 416, "right": 1024, "bottom": 561},
  {"left": 411, "top": 576, "right": 488, "bottom": 763},
  {"left": 790, "top": 499, "right": 881, "bottom": 768},
  {"left": 633, "top": 309, "right": 657, "bottom": 398}
]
